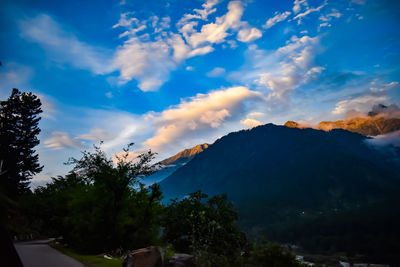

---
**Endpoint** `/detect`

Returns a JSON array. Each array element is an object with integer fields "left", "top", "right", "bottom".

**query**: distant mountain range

[
  {"left": 158, "top": 124, "right": 400, "bottom": 259},
  {"left": 141, "top": 144, "right": 208, "bottom": 186},
  {"left": 285, "top": 104, "right": 400, "bottom": 136}
]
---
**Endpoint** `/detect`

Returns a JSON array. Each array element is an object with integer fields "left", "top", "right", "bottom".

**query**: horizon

[{"left": 1, "top": 0, "right": 399, "bottom": 186}]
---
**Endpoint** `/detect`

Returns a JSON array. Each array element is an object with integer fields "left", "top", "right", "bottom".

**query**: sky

[{"left": 0, "top": 0, "right": 399, "bottom": 186}]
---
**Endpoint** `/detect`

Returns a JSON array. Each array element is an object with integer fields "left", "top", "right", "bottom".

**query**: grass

[{"left": 50, "top": 243, "right": 123, "bottom": 267}]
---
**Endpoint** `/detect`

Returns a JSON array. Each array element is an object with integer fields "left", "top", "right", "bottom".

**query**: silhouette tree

[{"left": 0, "top": 89, "right": 42, "bottom": 197}]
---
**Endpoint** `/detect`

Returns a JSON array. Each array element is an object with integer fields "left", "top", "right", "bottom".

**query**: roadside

[
  {"left": 50, "top": 242, "right": 122, "bottom": 267},
  {"left": 15, "top": 239, "right": 84, "bottom": 267}
]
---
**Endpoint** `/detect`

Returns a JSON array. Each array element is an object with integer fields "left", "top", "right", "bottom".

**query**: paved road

[{"left": 14, "top": 240, "right": 83, "bottom": 267}]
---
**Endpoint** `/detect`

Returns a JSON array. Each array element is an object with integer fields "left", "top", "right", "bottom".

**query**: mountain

[
  {"left": 160, "top": 124, "right": 400, "bottom": 259},
  {"left": 141, "top": 143, "right": 208, "bottom": 186},
  {"left": 316, "top": 116, "right": 400, "bottom": 136},
  {"left": 160, "top": 143, "right": 209, "bottom": 165},
  {"left": 285, "top": 104, "right": 400, "bottom": 136}
]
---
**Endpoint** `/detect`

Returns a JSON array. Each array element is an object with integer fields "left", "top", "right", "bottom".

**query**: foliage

[
  {"left": 246, "top": 240, "right": 305, "bottom": 267},
  {"left": 0, "top": 88, "right": 42, "bottom": 197},
  {"left": 30, "top": 143, "right": 163, "bottom": 253},
  {"left": 163, "top": 191, "right": 248, "bottom": 266}
]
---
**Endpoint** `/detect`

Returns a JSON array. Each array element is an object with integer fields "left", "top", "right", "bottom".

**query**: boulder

[
  {"left": 169, "top": 253, "right": 196, "bottom": 267},
  {"left": 123, "top": 246, "right": 163, "bottom": 267}
]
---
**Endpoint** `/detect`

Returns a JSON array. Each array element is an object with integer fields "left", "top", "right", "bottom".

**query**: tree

[
  {"left": 31, "top": 143, "right": 163, "bottom": 253},
  {"left": 0, "top": 88, "right": 42, "bottom": 197},
  {"left": 163, "top": 191, "right": 248, "bottom": 266},
  {"left": 247, "top": 239, "right": 306, "bottom": 267}
]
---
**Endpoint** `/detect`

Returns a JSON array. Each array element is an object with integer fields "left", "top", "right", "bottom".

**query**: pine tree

[{"left": 0, "top": 88, "right": 43, "bottom": 197}]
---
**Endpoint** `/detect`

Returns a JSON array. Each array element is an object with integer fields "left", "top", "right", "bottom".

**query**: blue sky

[{"left": 1, "top": 0, "right": 399, "bottom": 185}]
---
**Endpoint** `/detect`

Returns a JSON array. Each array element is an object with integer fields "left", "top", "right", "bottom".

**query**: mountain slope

[
  {"left": 160, "top": 144, "right": 209, "bottom": 165},
  {"left": 142, "top": 143, "right": 208, "bottom": 186},
  {"left": 160, "top": 124, "right": 400, "bottom": 257}
]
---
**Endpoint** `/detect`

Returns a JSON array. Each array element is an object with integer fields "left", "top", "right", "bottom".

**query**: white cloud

[
  {"left": 263, "top": 11, "right": 291, "bottom": 29},
  {"left": 319, "top": 10, "right": 342, "bottom": 22},
  {"left": 293, "top": 0, "right": 308, "bottom": 14},
  {"left": 178, "top": 0, "right": 222, "bottom": 25},
  {"left": 19, "top": 14, "right": 114, "bottom": 75},
  {"left": 319, "top": 22, "right": 331, "bottom": 29},
  {"left": 187, "top": 1, "right": 244, "bottom": 47},
  {"left": 332, "top": 95, "right": 388, "bottom": 115},
  {"left": 367, "top": 130, "right": 400, "bottom": 148},
  {"left": 184, "top": 1, "right": 262, "bottom": 47},
  {"left": 253, "top": 35, "right": 323, "bottom": 100},
  {"left": 188, "top": 45, "right": 215, "bottom": 57},
  {"left": 44, "top": 131, "right": 82, "bottom": 150},
  {"left": 144, "top": 86, "right": 261, "bottom": 150},
  {"left": 240, "top": 118, "right": 262, "bottom": 128},
  {"left": 370, "top": 81, "right": 399, "bottom": 92},
  {"left": 20, "top": 1, "right": 263, "bottom": 92},
  {"left": 293, "top": 1, "right": 327, "bottom": 24},
  {"left": 206, "top": 67, "right": 226, "bottom": 77},
  {"left": 112, "top": 0, "right": 261, "bottom": 91},
  {"left": 237, "top": 27, "right": 262, "bottom": 42},
  {"left": 114, "top": 37, "right": 176, "bottom": 91}
]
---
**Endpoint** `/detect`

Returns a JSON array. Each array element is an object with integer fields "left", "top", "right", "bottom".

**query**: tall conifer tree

[{"left": 0, "top": 89, "right": 43, "bottom": 197}]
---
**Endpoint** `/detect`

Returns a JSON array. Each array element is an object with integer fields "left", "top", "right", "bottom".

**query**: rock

[
  {"left": 123, "top": 246, "right": 163, "bottom": 267},
  {"left": 284, "top": 121, "right": 300, "bottom": 128},
  {"left": 169, "top": 254, "right": 196, "bottom": 267}
]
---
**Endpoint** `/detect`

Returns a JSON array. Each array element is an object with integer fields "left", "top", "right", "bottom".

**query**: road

[{"left": 14, "top": 240, "right": 84, "bottom": 267}]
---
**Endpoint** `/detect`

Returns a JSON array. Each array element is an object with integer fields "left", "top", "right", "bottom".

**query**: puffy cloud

[
  {"left": 206, "top": 67, "right": 226, "bottom": 77},
  {"left": 19, "top": 14, "right": 114, "bottom": 75},
  {"left": 237, "top": 27, "right": 262, "bottom": 42},
  {"left": 367, "top": 130, "right": 400, "bottom": 148},
  {"left": 114, "top": 37, "right": 176, "bottom": 91},
  {"left": 144, "top": 86, "right": 261, "bottom": 150},
  {"left": 185, "top": 1, "right": 261, "bottom": 46},
  {"left": 112, "top": 0, "right": 261, "bottom": 91},
  {"left": 293, "top": 0, "right": 308, "bottom": 14},
  {"left": 44, "top": 131, "right": 82, "bottom": 150},
  {"left": 263, "top": 11, "right": 291, "bottom": 29},
  {"left": 332, "top": 95, "right": 388, "bottom": 115},
  {"left": 255, "top": 35, "right": 323, "bottom": 100},
  {"left": 187, "top": 1, "right": 244, "bottom": 47},
  {"left": 240, "top": 118, "right": 262, "bottom": 128}
]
